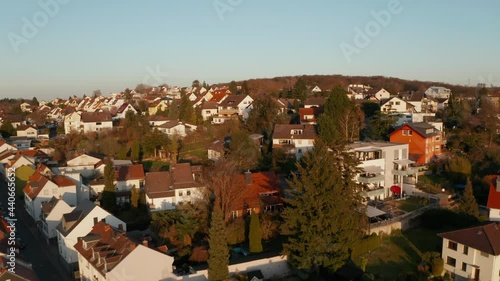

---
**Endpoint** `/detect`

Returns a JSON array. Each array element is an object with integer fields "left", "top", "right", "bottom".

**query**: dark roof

[
  {"left": 56, "top": 200, "right": 96, "bottom": 237},
  {"left": 81, "top": 111, "right": 112, "bottom": 123},
  {"left": 304, "top": 97, "right": 326, "bottom": 106},
  {"left": 272, "top": 124, "right": 318, "bottom": 140},
  {"left": 408, "top": 92, "right": 424, "bottom": 102},
  {"left": 218, "top": 95, "right": 248, "bottom": 107},
  {"left": 391, "top": 122, "right": 438, "bottom": 138},
  {"left": 202, "top": 101, "right": 218, "bottom": 110},
  {"left": 438, "top": 222, "right": 500, "bottom": 255},
  {"left": 158, "top": 120, "right": 182, "bottom": 129},
  {"left": 115, "top": 164, "right": 145, "bottom": 181},
  {"left": 144, "top": 172, "right": 174, "bottom": 199},
  {"left": 147, "top": 115, "right": 169, "bottom": 122}
]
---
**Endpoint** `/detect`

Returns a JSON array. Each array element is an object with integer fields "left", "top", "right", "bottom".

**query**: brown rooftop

[{"left": 439, "top": 222, "right": 500, "bottom": 255}]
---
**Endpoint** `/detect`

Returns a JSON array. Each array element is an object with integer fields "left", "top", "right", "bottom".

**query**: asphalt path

[{"left": 1, "top": 176, "right": 73, "bottom": 281}]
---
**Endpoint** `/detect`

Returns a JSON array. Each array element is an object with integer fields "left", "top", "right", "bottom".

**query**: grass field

[{"left": 397, "top": 197, "right": 425, "bottom": 212}]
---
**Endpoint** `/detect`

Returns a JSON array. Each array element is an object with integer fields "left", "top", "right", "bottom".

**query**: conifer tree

[
  {"left": 281, "top": 140, "right": 365, "bottom": 274},
  {"left": 207, "top": 205, "right": 229, "bottom": 281},
  {"left": 458, "top": 178, "right": 479, "bottom": 218},
  {"left": 130, "top": 185, "right": 139, "bottom": 208},
  {"left": 101, "top": 159, "right": 116, "bottom": 211},
  {"left": 249, "top": 211, "right": 263, "bottom": 253}
]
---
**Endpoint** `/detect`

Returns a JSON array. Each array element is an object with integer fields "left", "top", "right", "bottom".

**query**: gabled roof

[
  {"left": 52, "top": 175, "right": 76, "bottom": 187},
  {"left": 218, "top": 95, "right": 249, "bottom": 107},
  {"left": 144, "top": 172, "right": 174, "bottom": 199},
  {"left": 486, "top": 175, "right": 500, "bottom": 209},
  {"left": 157, "top": 120, "right": 182, "bottom": 129},
  {"left": 273, "top": 124, "right": 318, "bottom": 140},
  {"left": 81, "top": 111, "right": 112, "bottom": 123},
  {"left": 115, "top": 164, "right": 145, "bottom": 181},
  {"left": 73, "top": 222, "right": 135, "bottom": 276},
  {"left": 202, "top": 101, "right": 218, "bottom": 110},
  {"left": 232, "top": 171, "right": 283, "bottom": 210},
  {"left": 57, "top": 200, "right": 97, "bottom": 237},
  {"left": 147, "top": 115, "right": 169, "bottom": 122},
  {"left": 23, "top": 172, "right": 50, "bottom": 200},
  {"left": 303, "top": 97, "right": 326, "bottom": 107},
  {"left": 299, "top": 107, "right": 323, "bottom": 123},
  {"left": 15, "top": 124, "right": 36, "bottom": 131},
  {"left": 438, "top": 222, "right": 500, "bottom": 255},
  {"left": 390, "top": 122, "right": 439, "bottom": 138}
]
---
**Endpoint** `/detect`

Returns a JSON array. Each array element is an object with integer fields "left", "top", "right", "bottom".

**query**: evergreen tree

[
  {"left": 281, "top": 140, "right": 365, "bottom": 274},
  {"left": 0, "top": 120, "right": 15, "bottom": 138},
  {"left": 293, "top": 77, "right": 308, "bottom": 101},
  {"left": 241, "top": 81, "right": 250, "bottom": 95},
  {"left": 179, "top": 93, "right": 195, "bottom": 123},
  {"left": 101, "top": 159, "right": 116, "bottom": 211},
  {"left": 118, "top": 146, "right": 128, "bottom": 160},
  {"left": 32, "top": 97, "right": 39, "bottom": 106},
  {"left": 246, "top": 95, "right": 283, "bottom": 135},
  {"left": 131, "top": 185, "right": 139, "bottom": 208},
  {"left": 207, "top": 205, "right": 229, "bottom": 281},
  {"left": 229, "top": 80, "right": 238, "bottom": 94},
  {"left": 249, "top": 211, "right": 263, "bottom": 253},
  {"left": 317, "top": 85, "right": 362, "bottom": 145},
  {"left": 131, "top": 140, "right": 140, "bottom": 161},
  {"left": 458, "top": 178, "right": 479, "bottom": 218}
]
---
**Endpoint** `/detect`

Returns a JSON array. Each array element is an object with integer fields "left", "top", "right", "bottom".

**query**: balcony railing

[
  {"left": 358, "top": 174, "right": 385, "bottom": 184},
  {"left": 361, "top": 187, "right": 385, "bottom": 198},
  {"left": 392, "top": 167, "right": 419, "bottom": 176}
]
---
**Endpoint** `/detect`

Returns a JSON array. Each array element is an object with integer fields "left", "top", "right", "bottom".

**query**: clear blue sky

[{"left": 1, "top": 0, "right": 499, "bottom": 100}]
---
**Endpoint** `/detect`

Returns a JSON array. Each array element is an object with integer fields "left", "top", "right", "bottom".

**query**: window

[
  {"left": 481, "top": 251, "right": 489, "bottom": 257},
  {"left": 187, "top": 190, "right": 191, "bottom": 196},
  {"left": 178, "top": 191, "right": 183, "bottom": 197},
  {"left": 96, "top": 122, "right": 102, "bottom": 125},
  {"left": 436, "top": 136, "right": 440, "bottom": 141},
  {"left": 446, "top": 257, "right": 456, "bottom": 267},
  {"left": 395, "top": 102, "right": 401, "bottom": 105},
  {"left": 402, "top": 130, "right": 407, "bottom": 136},
  {"left": 463, "top": 246, "right": 469, "bottom": 255},
  {"left": 461, "top": 262, "right": 466, "bottom": 271},
  {"left": 230, "top": 210, "right": 238, "bottom": 219},
  {"left": 448, "top": 241, "right": 457, "bottom": 251},
  {"left": 409, "top": 130, "right": 413, "bottom": 136}
]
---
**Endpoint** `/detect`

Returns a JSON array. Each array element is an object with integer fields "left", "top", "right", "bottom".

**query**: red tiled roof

[
  {"left": 81, "top": 111, "right": 112, "bottom": 123},
  {"left": 210, "top": 92, "right": 228, "bottom": 103},
  {"left": 20, "top": 150, "right": 47, "bottom": 158},
  {"left": 23, "top": 172, "right": 49, "bottom": 200},
  {"left": 115, "top": 164, "right": 145, "bottom": 181},
  {"left": 231, "top": 171, "right": 283, "bottom": 211},
  {"left": 53, "top": 176, "right": 76, "bottom": 187},
  {"left": 439, "top": 222, "right": 500, "bottom": 255},
  {"left": 486, "top": 175, "right": 500, "bottom": 209},
  {"left": 299, "top": 107, "right": 323, "bottom": 123},
  {"left": 144, "top": 172, "right": 174, "bottom": 199},
  {"left": 74, "top": 222, "right": 135, "bottom": 277}
]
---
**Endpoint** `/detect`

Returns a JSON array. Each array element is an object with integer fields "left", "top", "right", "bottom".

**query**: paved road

[{"left": 1, "top": 177, "right": 73, "bottom": 281}]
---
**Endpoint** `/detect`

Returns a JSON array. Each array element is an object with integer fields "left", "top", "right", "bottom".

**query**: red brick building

[{"left": 389, "top": 122, "right": 443, "bottom": 164}]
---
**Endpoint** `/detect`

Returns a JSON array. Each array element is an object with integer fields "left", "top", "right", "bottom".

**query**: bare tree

[{"left": 203, "top": 158, "right": 245, "bottom": 222}]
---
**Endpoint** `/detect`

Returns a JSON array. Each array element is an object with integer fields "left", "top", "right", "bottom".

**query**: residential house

[
  {"left": 9, "top": 137, "right": 31, "bottom": 151},
  {"left": 80, "top": 111, "right": 113, "bottom": 133},
  {"left": 114, "top": 103, "right": 137, "bottom": 119},
  {"left": 405, "top": 92, "right": 424, "bottom": 112},
  {"left": 303, "top": 97, "right": 326, "bottom": 108},
  {"left": 0, "top": 254, "right": 40, "bottom": 281},
  {"left": 373, "top": 88, "right": 391, "bottom": 101},
  {"left": 311, "top": 86, "right": 322, "bottom": 93},
  {"left": 0, "top": 140, "right": 16, "bottom": 153},
  {"left": 217, "top": 95, "right": 254, "bottom": 121},
  {"left": 381, "top": 97, "right": 416, "bottom": 113},
  {"left": 201, "top": 101, "right": 219, "bottom": 121},
  {"left": 144, "top": 163, "right": 203, "bottom": 212},
  {"left": 47, "top": 107, "right": 64, "bottom": 121},
  {"left": 347, "top": 84, "right": 372, "bottom": 100},
  {"left": 436, "top": 98, "right": 449, "bottom": 110},
  {"left": 15, "top": 125, "right": 38, "bottom": 138},
  {"left": 207, "top": 137, "right": 228, "bottom": 161},
  {"left": 24, "top": 171, "right": 77, "bottom": 222},
  {"left": 439, "top": 222, "right": 500, "bottom": 281},
  {"left": 74, "top": 221, "right": 174, "bottom": 281},
  {"left": 19, "top": 102, "right": 32, "bottom": 113},
  {"left": 148, "top": 99, "right": 171, "bottom": 115},
  {"left": 56, "top": 200, "right": 126, "bottom": 275},
  {"left": 64, "top": 112, "right": 82, "bottom": 134},
  {"left": 89, "top": 164, "right": 144, "bottom": 204},
  {"left": 299, "top": 107, "right": 322, "bottom": 125},
  {"left": 389, "top": 122, "right": 443, "bottom": 164},
  {"left": 272, "top": 124, "right": 317, "bottom": 159},
  {"left": 156, "top": 120, "right": 188, "bottom": 138},
  {"left": 486, "top": 175, "right": 500, "bottom": 221},
  {"left": 59, "top": 153, "right": 102, "bottom": 178},
  {"left": 40, "top": 197, "right": 75, "bottom": 241},
  {"left": 147, "top": 115, "right": 169, "bottom": 127},
  {"left": 425, "top": 86, "right": 451, "bottom": 99},
  {"left": 347, "top": 142, "right": 418, "bottom": 200},
  {"left": 228, "top": 171, "right": 283, "bottom": 219}
]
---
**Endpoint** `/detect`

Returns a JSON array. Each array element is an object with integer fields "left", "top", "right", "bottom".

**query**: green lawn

[
  {"left": 404, "top": 228, "right": 443, "bottom": 254},
  {"left": 354, "top": 235, "right": 421, "bottom": 281},
  {"left": 142, "top": 160, "right": 170, "bottom": 172}
]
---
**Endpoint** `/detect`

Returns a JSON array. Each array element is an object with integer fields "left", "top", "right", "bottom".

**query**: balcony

[
  {"left": 361, "top": 187, "right": 385, "bottom": 198},
  {"left": 392, "top": 167, "right": 419, "bottom": 176},
  {"left": 358, "top": 174, "right": 385, "bottom": 184}
]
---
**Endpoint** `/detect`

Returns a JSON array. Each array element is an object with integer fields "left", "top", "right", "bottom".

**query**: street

[{"left": 1, "top": 178, "right": 74, "bottom": 281}]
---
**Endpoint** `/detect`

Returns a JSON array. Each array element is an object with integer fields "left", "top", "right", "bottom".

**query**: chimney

[
  {"left": 497, "top": 176, "right": 500, "bottom": 192},
  {"left": 142, "top": 240, "right": 148, "bottom": 247},
  {"left": 244, "top": 170, "right": 252, "bottom": 185}
]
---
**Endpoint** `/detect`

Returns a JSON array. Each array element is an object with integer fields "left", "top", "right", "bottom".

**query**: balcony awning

[
  {"left": 356, "top": 147, "right": 381, "bottom": 152},
  {"left": 393, "top": 159, "right": 415, "bottom": 165},
  {"left": 366, "top": 205, "right": 387, "bottom": 218},
  {"left": 362, "top": 166, "right": 384, "bottom": 174}
]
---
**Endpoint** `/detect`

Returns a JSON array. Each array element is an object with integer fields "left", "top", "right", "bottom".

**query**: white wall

[{"left": 44, "top": 201, "right": 75, "bottom": 239}]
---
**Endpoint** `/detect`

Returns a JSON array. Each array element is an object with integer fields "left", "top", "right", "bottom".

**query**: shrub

[
  {"left": 226, "top": 218, "right": 246, "bottom": 245},
  {"left": 431, "top": 257, "right": 444, "bottom": 276},
  {"left": 351, "top": 234, "right": 382, "bottom": 258}
]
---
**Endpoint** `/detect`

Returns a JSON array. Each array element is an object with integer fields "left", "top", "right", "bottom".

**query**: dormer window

[{"left": 291, "top": 129, "right": 303, "bottom": 135}]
